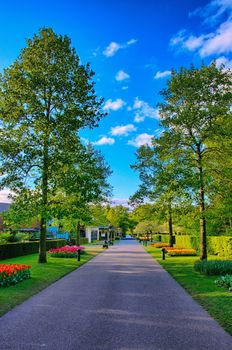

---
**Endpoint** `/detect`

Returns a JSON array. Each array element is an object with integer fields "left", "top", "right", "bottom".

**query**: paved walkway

[{"left": 0, "top": 241, "right": 232, "bottom": 350}]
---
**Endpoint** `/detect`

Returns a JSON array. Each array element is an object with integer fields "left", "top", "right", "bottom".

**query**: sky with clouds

[{"left": 0, "top": 0, "right": 231, "bottom": 203}]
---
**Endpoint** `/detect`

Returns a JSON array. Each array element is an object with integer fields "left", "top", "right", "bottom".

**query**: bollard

[
  {"left": 77, "top": 248, "right": 81, "bottom": 262},
  {"left": 161, "top": 248, "right": 166, "bottom": 260}
]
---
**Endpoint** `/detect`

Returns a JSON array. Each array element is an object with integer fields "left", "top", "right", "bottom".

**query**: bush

[
  {"left": 208, "top": 236, "right": 232, "bottom": 259},
  {"left": 215, "top": 275, "right": 232, "bottom": 291},
  {"left": 69, "top": 237, "right": 89, "bottom": 245},
  {"left": 0, "top": 239, "right": 66, "bottom": 260},
  {"left": 194, "top": 260, "right": 232, "bottom": 276},
  {"left": 165, "top": 248, "right": 197, "bottom": 256},
  {"left": 175, "top": 235, "right": 199, "bottom": 252},
  {"left": 48, "top": 245, "right": 85, "bottom": 258},
  {"left": 0, "top": 263, "right": 31, "bottom": 287}
]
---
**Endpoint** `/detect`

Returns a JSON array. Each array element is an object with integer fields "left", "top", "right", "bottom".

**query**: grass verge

[
  {"left": 0, "top": 247, "right": 102, "bottom": 317},
  {"left": 145, "top": 246, "right": 232, "bottom": 335}
]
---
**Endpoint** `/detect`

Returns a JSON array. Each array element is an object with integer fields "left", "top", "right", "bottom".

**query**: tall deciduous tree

[
  {"left": 131, "top": 141, "right": 186, "bottom": 246},
  {"left": 158, "top": 63, "right": 231, "bottom": 259},
  {"left": 0, "top": 28, "right": 105, "bottom": 262}
]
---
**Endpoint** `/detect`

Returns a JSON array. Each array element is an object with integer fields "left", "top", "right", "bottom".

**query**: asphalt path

[{"left": 0, "top": 240, "right": 232, "bottom": 350}]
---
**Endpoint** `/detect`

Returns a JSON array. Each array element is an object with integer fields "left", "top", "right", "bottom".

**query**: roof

[{"left": 0, "top": 203, "right": 10, "bottom": 213}]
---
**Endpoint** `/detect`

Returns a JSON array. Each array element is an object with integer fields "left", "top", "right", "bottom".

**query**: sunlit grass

[
  {"left": 146, "top": 246, "right": 232, "bottom": 335},
  {"left": 0, "top": 247, "right": 102, "bottom": 316}
]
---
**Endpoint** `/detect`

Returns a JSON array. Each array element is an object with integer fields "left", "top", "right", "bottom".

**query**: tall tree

[
  {"left": 131, "top": 141, "right": 186, "bottom": 246},
  {"left": 107, "top": 205, "right": 131, "bottom": 236},
  {"left": 55, "top": 144, "right": 112, "bottom": 245},
  {"left": 158, "top": 63, "right": 232, "bottom": 259},
  {"left": 0, "top": 28, "right": 105, "bottom": 262}
]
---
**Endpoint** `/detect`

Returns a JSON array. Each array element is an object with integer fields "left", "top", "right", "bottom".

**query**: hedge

[
  {"left": 0, "top": 239, "right": 66, "bottom": 260},
  {"left": 152, "top": 234, "right": 232, "bottom": 258},
  {"left": 207, "top": 236, "right": 232, "bottom": 259},
  {"left": 174, "top": 235, "right": 232, "bottom": 258},
  {"left": 70, "top": 237, "right": 89, "bottom": 245}
]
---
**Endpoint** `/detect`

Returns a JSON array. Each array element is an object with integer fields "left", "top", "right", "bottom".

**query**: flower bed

[
  {"left": 48, "top": 245, "right": 85, "bottom": 258},
  {"left": 0, "top": 263, "right": 31, "bottom": 287},
  {"left": 150, "top": 242, "right": 170, "bottom": 248},
  {"left": 165, "top": 248, "right": 197, "bottom": 256}
]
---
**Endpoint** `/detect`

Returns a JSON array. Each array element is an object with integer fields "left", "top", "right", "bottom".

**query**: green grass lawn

[
  {"left": 146, "top": 246, "right": 232, "bottom": 335},
  {"left": 0, "top": 247, "right": 102, "bottom": 317}
]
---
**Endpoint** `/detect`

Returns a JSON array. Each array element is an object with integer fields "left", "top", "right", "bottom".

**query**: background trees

[{"left": 0, "top": 28, "right": 106, "bottom": 262}]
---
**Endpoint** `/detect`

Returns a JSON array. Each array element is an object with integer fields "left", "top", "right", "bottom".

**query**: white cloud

[
  {"left": 122, "top": 86, "right": 128, "bottom": 90},
  {"left": 128, "top": 133, "right": 153, "bottom": 147},
  {"left": 110, "top": 198, "right": 130, "bottom": 208},
  {"left": 200, "top": 21, "right": 232, "bottom": 56},
  {"left": 0, "top": 189, "right": 13, "bottom": 203},
  {"left": 189, "top": 0, "right": 232, "bottom": 25},
  {"left": 127, "top": 39, "right": 137, "bottom": 45},
  {"left": 185, "top": 35, "right": 206, "bottom": 51},
  {"left": 171, "top": 0, "right": 232, "bottom": 58},
  {"left": 111, "top": 124, "right": 136, "bottom": 136},
  {"left": 103, "top": 42, "right": 121, "bottom": 57},
  {"left": 154, "top": 70, "right": 171, "bottom": 79},
  {"left": 131, "top": 97, "right": 160, "bottom": 123},
  {"left": 103, "top": 98, "right": 126, "bottom": 111},
  {"left": 92, "top": 137, "right": 115, "bottom": 146},
  {"left": 214, "top": 55, "right": 232, "bottom": 68},
  {"left": 115, "top": 70, "right": 130, "bottom": 81},
  {"left": 103, "top": 38, "right": 137, "bottom": 57}
]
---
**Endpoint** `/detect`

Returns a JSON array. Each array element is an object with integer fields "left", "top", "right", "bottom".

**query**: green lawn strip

[
  {"left": 0, "top": 247, "right": 102, "bottom": 317},
  {"left": 145, "top": 246, "right": 232, "bottom": 335}
]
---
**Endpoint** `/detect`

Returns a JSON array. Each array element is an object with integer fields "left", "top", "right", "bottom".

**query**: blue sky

[{"left": 0, "top": 0, "right": 231, "bottom": 204}]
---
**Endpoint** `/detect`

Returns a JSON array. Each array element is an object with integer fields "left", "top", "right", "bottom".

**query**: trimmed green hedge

[
  {"left": 0, "top": 239, "right": 66, "bottom": 260},
  {"left": 70, "top": 237, "right": 89, "bottom": 245},
  {"left": 207, "top": 236, "right": 232, "bottom": 259},
  {"left": 174, "top": 235, "right": 232, "bottom": 258},
  {"left": 175, "top": 235, "right": 200, "bottom": 252}
]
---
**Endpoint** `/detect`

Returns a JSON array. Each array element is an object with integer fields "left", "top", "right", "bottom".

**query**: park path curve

[{"left": 0, "top": 240, "right": 232, "bottom": 350}]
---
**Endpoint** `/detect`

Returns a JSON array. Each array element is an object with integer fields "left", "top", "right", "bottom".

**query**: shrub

[
  {"left": 175, "top": 235, "right": 200, "bottom": 252},
  {"left": 207, "top": 236, "right": 232, "bottom": 259},
  {"left": 69, "top": 237, "right": 89, "bottom": 245},
  {"left": 165, "top": 248, "right": 197, "bottom": 256},
  {"left": 150, "top": 242, "right": 170, "bottom": 248},
  {"left": 0, "top": 239, "right": 66, "bottom": 260},
  {"left": 0, "top": 263, "right": 31, "bottom": 287},
  {"left": 194, "top": 260, "right": 232, "bottom": 276},
  {"left": 48, "top": 245, "right": 85, "bottom": 258},
  {"left": 215, "top": 275, "right": 232, "bottom": 291}
]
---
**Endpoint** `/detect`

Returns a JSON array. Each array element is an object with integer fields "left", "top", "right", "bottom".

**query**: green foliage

[
  {"left": 175, "top": 235, "right": 200, "bottom": 252},
  {"left": 207, "top": 236, "right": 232, "bottom": 259},
  {"left": 0, "top": 28, "right": 106, "bottom": 262},
  {"left": 215, "top": 275, "right": 232, "bottom": 292},
  {"left": 107, "top": 205, "right": 132, "bottom": 235},
  {"left": 0, "top": 239, "right": 66, "bottom": 260},
  {"left": 194, "top": 260, "right": 232, "bottom": 276},
  {"left": 134, "top": 220, "right": 164, "bottom": 235}
]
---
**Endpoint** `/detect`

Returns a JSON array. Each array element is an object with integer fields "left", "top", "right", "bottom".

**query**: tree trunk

[
  {"left": 76, "top": 220, "right": 81, "bottom": 246},
  {"left": 197, "top": 147, "right": 207, "bottom": 260},
  {"left": 38, "top": 143, "right": 49, "bottom": 263},
  {"left": 168, "top": 203, "right": 174, "bottom": 247}
]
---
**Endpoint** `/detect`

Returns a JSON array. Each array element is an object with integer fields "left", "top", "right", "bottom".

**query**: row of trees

[
  {"left": 0, "top": 28, "right": 112, "bottom": 263},
  {"left": 131, "top": 64, "right": 232, "bottom": 260}
]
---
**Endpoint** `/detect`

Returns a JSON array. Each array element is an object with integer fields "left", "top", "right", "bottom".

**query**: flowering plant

[
  {"left": 48, "top": 245, "right": 85, "bottom": 258},
  {"left": 165, "top": 248, "right": 197, "bottom": 256},
  {"left": 0, "top": 263, "right": 31, "bottom": 287},
  {"left": 150, "top": 242, "right": 170, "bottom": 248}
]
